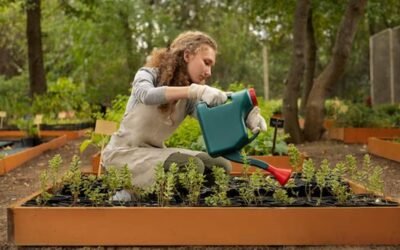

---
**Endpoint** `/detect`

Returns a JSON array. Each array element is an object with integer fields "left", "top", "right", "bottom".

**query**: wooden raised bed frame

[
  {"left": 328, "top": 127, "right": 400, "bottom": 144},
  {"left": 0, "top": 129, "right": 89, "bottom": 140},
  {"left": 368, "top": 137, "right": 400, "bottom": 163},
  {"left": 7, "top": 178, "right": 400, "bottom": 246},
  {"left": 0, "top": 135, "right": 67, "bottom": 175}
]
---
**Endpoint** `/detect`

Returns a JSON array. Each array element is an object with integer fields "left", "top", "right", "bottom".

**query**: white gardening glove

[
  {"left": 246, "top": 106, "right": 267, "bottom": 133},
  {"left": 112, "top": 189, "right": 131, "bottom": 202},
  {"left": 188, "top": 83, "right": 227, "bottom": 107}
]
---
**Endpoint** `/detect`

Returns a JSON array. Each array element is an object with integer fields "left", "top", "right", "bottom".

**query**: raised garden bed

[
  {"left": 328, "top": 127, "right": 400, "bottom": 144},
  {"left": 0, "top": 135, "right": 67, "bottom": 175},
  {"left": 0, "top": 129, "right": 89, "bottom": 140},
  {"left": 7, "top": 164, "right": 400, "bottom": 246},
  {"left": 368, "top": 137, "right": 400, "bottom": 163}
]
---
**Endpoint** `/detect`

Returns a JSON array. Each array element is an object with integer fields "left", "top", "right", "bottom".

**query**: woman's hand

[
  {"left": 246, "top": 106, "right": 267, "bottom": 133},
  {"left": 188, "top": 83, "right": 227, "bottom": 106}
]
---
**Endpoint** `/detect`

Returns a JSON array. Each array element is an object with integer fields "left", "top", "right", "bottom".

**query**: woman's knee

[
  {"left": 195, "top": 152, "right": 232, "bottom": 174},
  {"left": 163, "top": 152, "right": 205, "bottom": 173}
]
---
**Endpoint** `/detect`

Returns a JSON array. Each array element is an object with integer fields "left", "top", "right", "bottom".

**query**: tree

[
  {"left": 282, "top": 0, "right": 310, "bottom": 143},
  {"left": 303, "top": 0, "right": 367, "bottom": 141},
  {"left": 283, "top": 0, "right": 368, "bottom": 142},
  {"left": 26, "top": 0, "right": 46, "bottom": 97}
]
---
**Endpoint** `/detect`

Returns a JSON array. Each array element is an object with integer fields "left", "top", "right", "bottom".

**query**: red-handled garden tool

[{"left": 196, "top": 88, "right": 292, "bottom": 186}]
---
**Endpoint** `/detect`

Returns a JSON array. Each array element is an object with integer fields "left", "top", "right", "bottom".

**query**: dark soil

[{"left": 1, "top": 137, "right": 400, "bottom": 249}]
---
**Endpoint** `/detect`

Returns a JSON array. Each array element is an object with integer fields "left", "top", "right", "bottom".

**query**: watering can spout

[{"left": 224, "top": 151, "right": 292, "bottom": 186}]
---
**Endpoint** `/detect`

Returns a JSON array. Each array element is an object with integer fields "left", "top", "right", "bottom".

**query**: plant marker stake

[
  {"left": 0, "top": 111, "right": 6, "bottom": 129},
  {"left": 269, "top": 117, "right": 284, "bottom": 155},
  {"left": 94, "top": 120, "right": 118, "bottom": 176},
  {"left": 34, "top": 114, "right": 43, "bottom": 138}
]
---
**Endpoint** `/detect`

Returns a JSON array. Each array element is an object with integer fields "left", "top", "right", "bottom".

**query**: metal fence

[{"left": 370, "top": 26, "right": 400, "bottom": 105}]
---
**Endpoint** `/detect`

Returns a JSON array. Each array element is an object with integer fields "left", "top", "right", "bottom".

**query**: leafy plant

[
  {"left": 272, "top": 188, "right": 295, "bottom": 205},
  {"left": 32, "top": 78, "right": 95, "bottom": 121},
  {"left": 48, "top": 154, "right": 63, "bottom": 193},
  {"left": 301, "top": 159, "right": 316, "bottom": 202},
  {"left": 329, "top": 162, "right": 351, "bottom": 204},
  {"left": 82, "top": 175, "right": 105, "bottom": 206},
  {"left": 287, "top": 143, "right": 302, "bottom": 172},
  {"left": 315, "top": 159, "right": 331, "bottom": 205},
  {"left": 62, "top": 155, "right": 82, "bottom": 205},
  {"left": 15, "top": 117, "right": 38, "bottom": 137},
  {"left": 152, "top": 163, "right": 178, "bottom": 207},
  {"left": 165, "top": 117, "right": 202, "bottom": 150},
  {"left": 205, "top": 166, "right": 231, "bottom": 206},
  {"left": 36, "top": 170, "right": 53, "bottom": 206},
  {"left": 335, "top": 103, "right": 394, "bottom": 128},
  {"left": 178, "top": 158, "right": 205, "bottom": 206}
]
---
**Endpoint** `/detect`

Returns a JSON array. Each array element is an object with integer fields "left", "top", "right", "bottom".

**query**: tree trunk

[
  {"left": 26, "top": 0, "right": 47, "bottom": 98},
  {"left": 282, "top": 0, "right": 310, "bottom": 143},
  {"left": 262, "top": 45, "right": 269, "bottom": 100},
  {"left": 303, "top": 0, "right": 367, "bottom": 141},
  {"left": 300, "top": 8, "right": 317, "bottom": 115}
]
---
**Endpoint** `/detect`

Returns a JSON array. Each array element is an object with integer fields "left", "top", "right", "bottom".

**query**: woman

[{"left": 102, "top": 31, "right": 266, "bottom": 193}]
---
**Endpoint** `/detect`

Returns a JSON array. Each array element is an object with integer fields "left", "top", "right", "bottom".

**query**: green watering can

[{"left": 196, "top": 88, "right": 292, "bottom": 186}]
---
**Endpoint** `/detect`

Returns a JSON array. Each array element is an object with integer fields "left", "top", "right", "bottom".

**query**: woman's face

[{"left": 184, "top": 45, "right": 216, "bottom": 84}]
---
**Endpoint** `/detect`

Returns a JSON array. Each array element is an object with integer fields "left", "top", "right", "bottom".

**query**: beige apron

[{"left": 102, "top": 99, "right": 201, "bottom": 188}]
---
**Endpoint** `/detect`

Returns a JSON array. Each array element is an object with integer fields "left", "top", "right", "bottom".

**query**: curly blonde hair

[{"left": 145, "top": 31, "right": 217, "bottom": 87}]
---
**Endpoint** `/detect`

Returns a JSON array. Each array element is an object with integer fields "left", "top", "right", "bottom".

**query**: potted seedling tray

[
  {"left": 328, "top": 127, "right": 400, "bottom": 144},
  {"left": 367, "top": 137, "right": 400, "bottom": 163},
  {"left": 0, "top": 135, "right": 67, "bottom": 175}
]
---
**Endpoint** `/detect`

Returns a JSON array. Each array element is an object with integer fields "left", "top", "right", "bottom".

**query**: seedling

[
  {"left": 315, "top": 159, "right": 331, "bottom": 205},
  {"left": 287, "top": 144, "right": 302, "bottom": 173},
  {"left": 152, "top": 163, "right": 178, "bottom": 207},
  {"left": 178, "top": 158, "right": 205, "bottom": 206},
  {"left": 302, "top": 159, "right": 316, "bottom": 202},
  {"left": 205, "top": 166, "right": 231, "bottom": 206},
  {"left": 62, "top": 155, "right": 82, "bottom": 205}
]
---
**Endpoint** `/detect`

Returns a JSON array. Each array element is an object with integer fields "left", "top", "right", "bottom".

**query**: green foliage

[
  {"left": 152, "top": 163, "right": 178, "bottom": 207},
  {"left": 301, "top": 159, "right": 316, "bottom": 202},
  {"left": 272, "top": 188, "right": 295, "bottom": 205},
  {"left": 32, "top": 78, "right": 94, "bottom": 121},
  {"left": 79, "top": 132, "right": 110, "bottom": 153},
  {"left": 178, "top": 158, "right": 205, "bottom": 206},
  {"left": 0, "top": 75, "right": 31, "bottom": 120},
  {"left": 335, "top": 103, "right": 398, "bottom": 128},
  {"left": 287, "top": 144, "right": 302, "bottom": 173},
  {"left": 315, "top": 160, "right": 331, "bottom": 205},
  {"left": 62, "top": 155, "right": 82, "bottom": 205},
  {"left": 102, "top": 165, "right": 133, "bottom": 204},
  {"left": 329, "top": 162, "right": 351, "bottom": 204},
  {"left": 48, "top": 154, "right": 63, "bottom": 193},
  {"left": 165, "top": 117, "right": 202, "bottom": 150},
  {"left": 15, "top": 117, "right": 38, "bottom": 137},
  {"left": 36, "top": 170, "right": 53, "bottom": 206},
  {"left": 101, "top": 94, "right": 129, "bottom": 123},
  {"left": 205, "top": 166, "right": 231, "bottom": 206},
  {"left": 324, "top": 98, "right": 348, "bottom": 120}
]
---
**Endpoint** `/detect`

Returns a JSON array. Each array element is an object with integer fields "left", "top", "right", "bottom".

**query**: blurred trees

[{"left": 0, "top": 0, "right": 400, "bottom": 141}]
